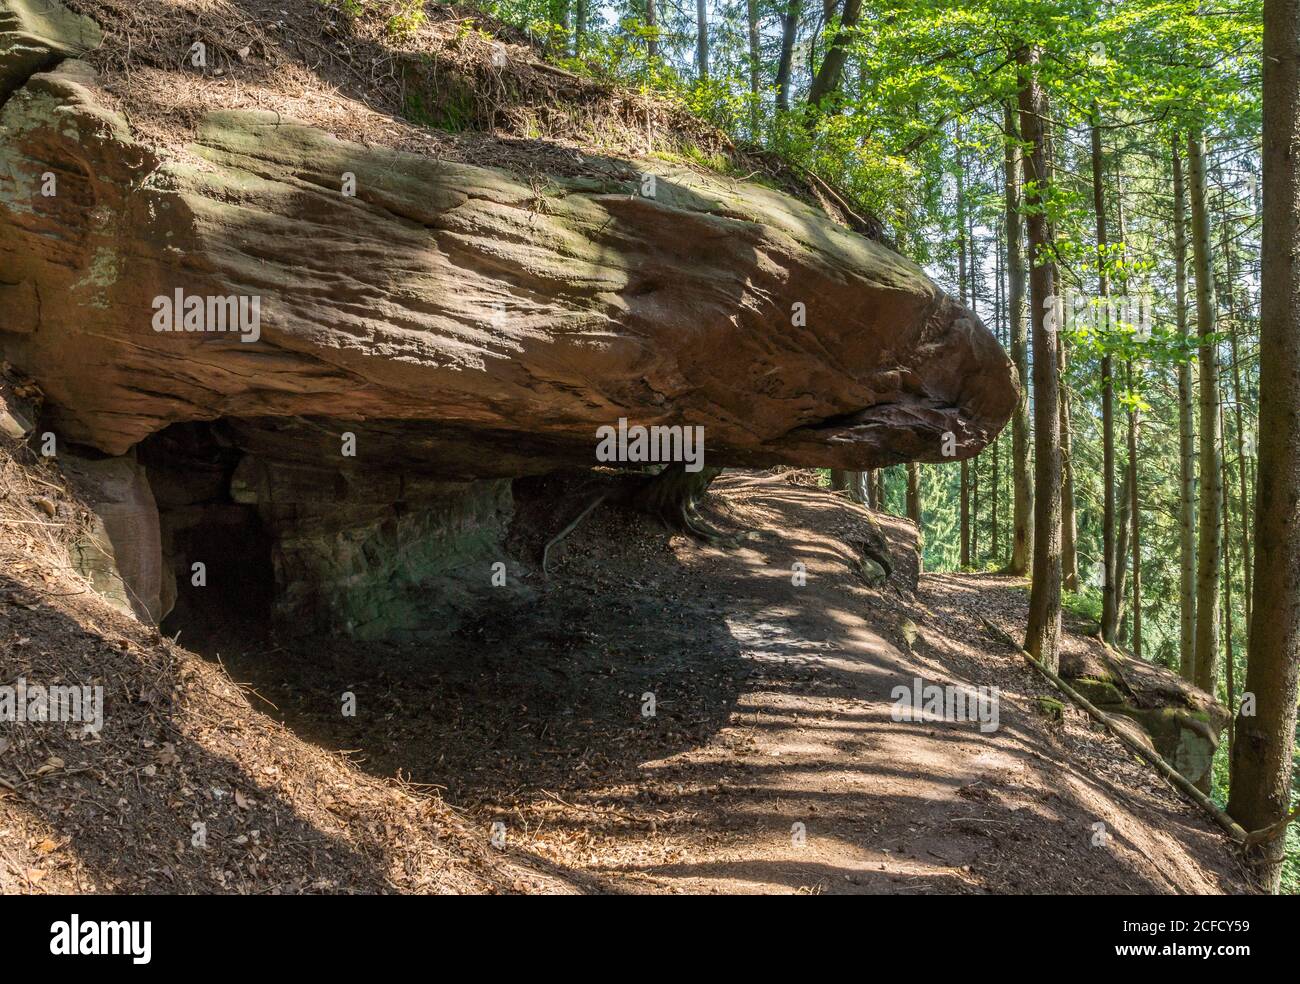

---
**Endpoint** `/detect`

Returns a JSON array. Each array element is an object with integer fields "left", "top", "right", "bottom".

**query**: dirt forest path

[{"left": 224, "top": 472, "right": 1253, "bottom": 894}]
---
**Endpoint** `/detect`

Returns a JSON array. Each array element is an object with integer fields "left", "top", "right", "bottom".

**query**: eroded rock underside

[{"left": 1, "top": 0, "right": 1017, "bottom": 644}]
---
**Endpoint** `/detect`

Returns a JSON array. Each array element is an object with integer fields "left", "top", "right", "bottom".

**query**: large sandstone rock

[
  {"left": 1061, "top": 645, "right": 1229, "bottom": 787},
  {"left": 0, "top": 0, "right": 98, "bottom": 102},
  {"left": 1, "top": 1, "right": 1019, "bottom": 640},
  {"left": 62, "top": 452, "right": 169, "bottom": 625},
  {"left": 0, "top": 32, "right": 1015, "bottom": 478}
]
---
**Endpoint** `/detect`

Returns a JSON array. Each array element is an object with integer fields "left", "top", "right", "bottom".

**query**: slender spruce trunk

[
  {"left": 1219, "top": 201, "right": 1254, "bottom": 643},
  {"left": 970, "top": 202, "right": 982, "bottom": 565},
  {"left": 1042, "top": 110, "right": 1077, "bottom": 595},
  {"left": 1128, "top": 359, "right": 1142, "bottom": 659},
  {"left": 1218, "top": 391, "right": 1235, "bottom": 757},
  {"left": 906, "top": 464, "right": 921, "bottom": 519},
  {"left": 1058, "top": 327, "right": 1079, "bottom": 592},
  {"left": 955, "top": 126, "right": 971, "bottom": 569},
  {"left": 1116, "top": 188, "right": 1141, "bottom": 658},
  {"left": 1004, "top": 102, "right": 1032, "bottom": 576},
  {"left": 1188, "top": 129, "right": 1224, "bottom": 697},
  {"left": 992, "top": 231, "right": 1003, "bottom": 562},
  {"left": 1116, "top": 461, "right": 1132, "bottom": 632},
  {"left": 1093, "top": 109, "right": 1119, "bottom": 645},
  {"left": 1227, "top": 0, "right": 1300, "bottom": 893},
  {"left": 645, "top": 0, "right": 659, "bottom": 58},
  {"left": 1172, "top": 138, "right": 1198, "bottom": 681},
  {"left": 774, "top": 0, "right": 802, "bottom": 111},
  {"left": 746, "top": 0, "right": 761, "bottom": 137},
  {"left": 696, "top": 0, "right": 709, "bottom": 79},
  {"left": 1017, "top": 45, "right": 1062, "bottom": 671}
]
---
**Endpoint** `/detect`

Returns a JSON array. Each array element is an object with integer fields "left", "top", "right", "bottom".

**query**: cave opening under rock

[
  {"left": 138, "top": 423, "right": 277, "bottom": 652},
  {"left": 135, "top": 417, "right": 541, "bottom": 653}
]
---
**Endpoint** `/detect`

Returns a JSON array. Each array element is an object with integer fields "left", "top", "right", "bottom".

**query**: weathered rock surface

[
  {"left": 0, "top": 372, "right": 34, "bottom": 439},
  {"left": 1, "top": 15, "right": 1015, "bottom": 477},
  {"left": 0, "top": 0, "right": 97, "bottom": 102},
  {"left": 1061, "top": 645, "right": 1229, "bottom": 787},
  {"left": 131, "top": 419, "right": 523, "bottom": 638},
  {"left": 62, "top": 452, "right": 169, "bottom": 624}
]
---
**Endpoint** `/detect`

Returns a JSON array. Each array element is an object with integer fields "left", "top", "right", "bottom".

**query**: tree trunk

[
  {"left": 960, "top": 478, "right": 970, "bottom": 568},
  {"left": 991, "top": 413, "right": 1000, "bottom": 561},
  {"left": 1004, "top": 102, "right": 1032, "bottom": 576},
  {"left": 696, "top": 0, "right": 709, "bottom": 79},
  {"left": 847, "top": 471, "right": 868, "bottom": 504},
  {"left": 629, "top": 462, "right": 723, "bottom": 537},
  {"left": 746, "top": 0, "right": 761, "bottom": 136},
  {"left": 1188, "top": 129, "right": 1224, "bottom": 696},
  {"left": 970, "top": 210, "right": 983, "bottom": 566},
  {"left": 1227, "top": 0, "right": 1300, "bottom": 894},
  {"left": 957, "top": 127, "right": 971, "bottom": 569},
  {"left": 1115, "top": 453, "right": 1132, "bottom": 633},
  {"left": 1044, "top": 102, "right": 1074, "bottom": 591},
  {"left": 1017, "top": 46, "right": 1062, "bottom": 672},
  {"left": 906, "top": 460, "right": 923, "bottom": 563},
  {"left": 830, "top": 470, "right": 868, "bottom": 504},
  {"left": 1172, "top": 137, "right": 1198, "bottom": 681},
  {"left": 1093, "top": 110, "right": 1119, "bottom": 644},
  {"left": 775, "top": 0, "right": 803, "bottom": 112},
  {"left": 1128, "top": 359, "right": 1142, "bottom": 660},
  {"left": 548, "top": 0, "right": 569, "bottom": 55},
  {"left": 1220, "top": 201, "right": 1254, "bottom": 643},
  {"left": 992, "top": 230, "right": 1003, "bottom": 562},
  {"left": 645, "top": 0, "right": 659, "bottom": 59},
  {"left": 1218, "top": 392, "right": 1235, "bottom": 757},
  {"left": 805, "top": 0, "right": 862, "bottom": 108},
  {"left": 1058, "top": 328, "right": 1079, "bottom": 591},
  {"left": 575, "top": 0, "right": 587, "bottom": 56},
  {"left": 1116, "top": 181, "right": 1140, "bottom": 657}
]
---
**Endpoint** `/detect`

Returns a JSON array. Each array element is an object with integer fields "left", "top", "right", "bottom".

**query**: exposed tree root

[
  {"left": 541, "top": 491, "right": 609, "bottom": 574},
  {"left": 626, "top": 464, "right": 725, "bottom": 541},
  {"left": 537, "top": 465, "right": 725, "bottom": 574},
  {"left": 1243, "top": 807, "right": 1300, "bottom": 850}
]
